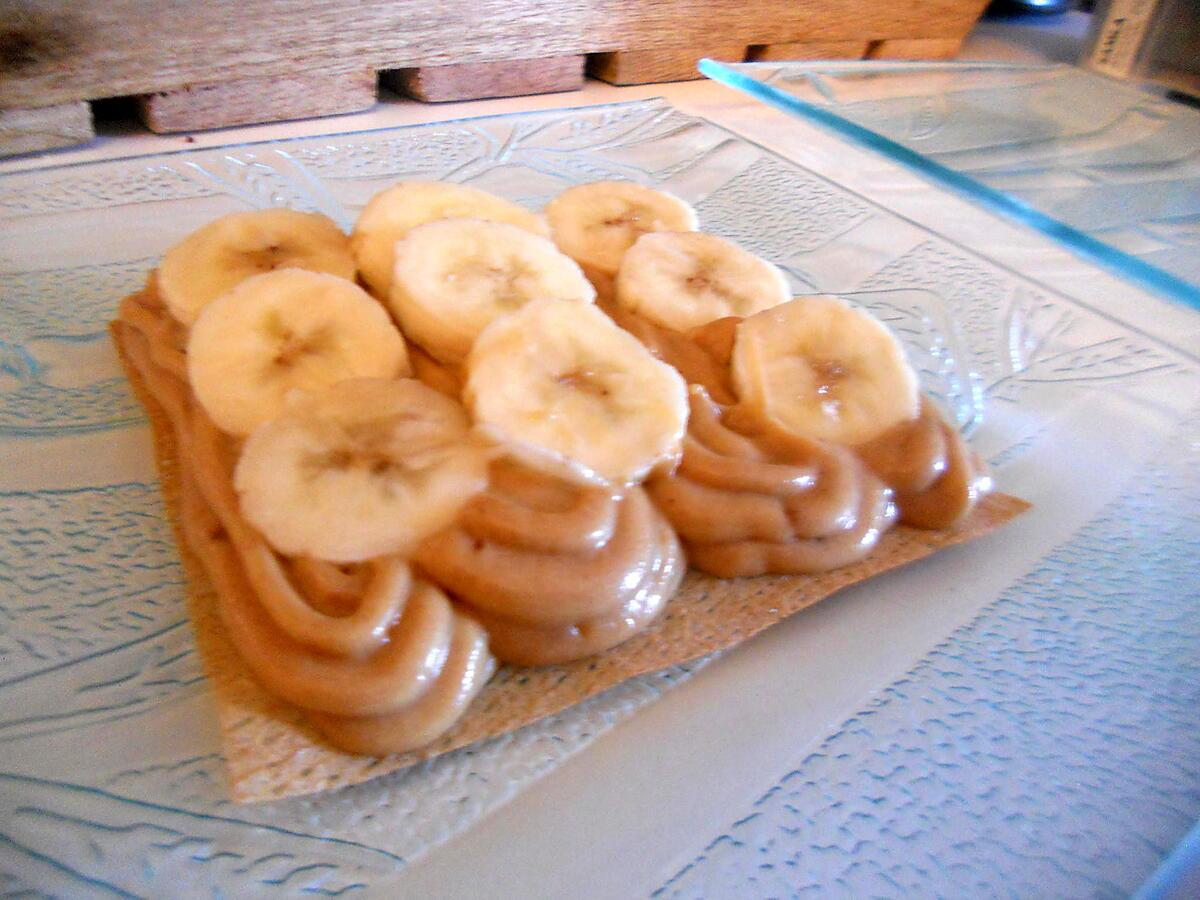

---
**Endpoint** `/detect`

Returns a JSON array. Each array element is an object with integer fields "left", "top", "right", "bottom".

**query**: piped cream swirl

[
  {"left": 620, "top": 304, "right": 992, "bottom": 576},
  {"left": 417, "top": 459, "right": 685, "bottom": 665},
  {"left": 649, "top": 388, "right": 896, "bottom": 577},
  {"left": 117, "top": 285, "right": 495, "bottom": 755}
]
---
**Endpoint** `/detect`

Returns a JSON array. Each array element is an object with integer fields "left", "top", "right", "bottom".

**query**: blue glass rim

[{"left": 699, "top": 58, "right": 1200, "bottom": 313}]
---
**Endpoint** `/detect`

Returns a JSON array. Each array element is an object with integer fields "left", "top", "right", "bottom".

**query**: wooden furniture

[{"left": 0, "top": 0, "right": 988, "bottom": 155}]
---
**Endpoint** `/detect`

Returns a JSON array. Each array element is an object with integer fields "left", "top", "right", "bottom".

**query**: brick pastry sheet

[{"left": 112, "top": 319, "right": 1030, "bottom": 803}]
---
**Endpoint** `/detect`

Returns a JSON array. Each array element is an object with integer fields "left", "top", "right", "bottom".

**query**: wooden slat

[
  {"left": 0, "top": 0, "right": 992, "bottom": 107},
  {"left": 867, "top": 37, "right": 965, "bottom": 60},
  {"left": 0, "top": 100, "right": 91, "bottom": 157},
  {"left": 589, "top": 45, "right": 747, "bottom": 86},
  {"left": 384, "top": 56, "right": 583, "bottom": 103},
  {"left": 748, "top": 40, "right": 870, "bottom": 61},
  {"left": 137, "top": 70, "right": 377, "bottom": 134}
]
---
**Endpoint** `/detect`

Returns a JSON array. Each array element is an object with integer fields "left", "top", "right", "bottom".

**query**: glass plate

[
  {"left": 700, "top": 59, "right": 1200, "bottom": 310},
  {"left": 1, "top": 98, "right": 1197, "bottom": 897}
]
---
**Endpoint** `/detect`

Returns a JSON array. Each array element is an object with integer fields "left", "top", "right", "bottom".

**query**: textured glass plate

[
  {"left": 701, "top": 60, "right": 1200, "bottom": 309},
  {"left": 1, "top": 98, "right": 1198, "bottom": 897}
]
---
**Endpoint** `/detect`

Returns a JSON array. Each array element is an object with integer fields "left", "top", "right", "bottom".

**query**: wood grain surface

[
  {"left": 0, "top": 99, "right": 91, "bottom": 156},
  {"left": 138, "top": 69, "right": 377, "bottom": 133},
  {"left": 385, "top": 56, "right": 583, "bottom": 103},
  {"left": 589, "top": 45, "right": 748, "bottom": 85},
  {"left": 0, "top": 0, "right": 990, "bottom": 107}
]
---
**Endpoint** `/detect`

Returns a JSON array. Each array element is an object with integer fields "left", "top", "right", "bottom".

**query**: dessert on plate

[{"left": 112, "top": 178, "right": 1026, "bottom": 802}]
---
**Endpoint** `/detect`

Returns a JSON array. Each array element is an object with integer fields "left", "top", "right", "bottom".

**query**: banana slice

[
  {"left": 351, "top": 181, "right": 549, "bottom": 299},
  {"left": 544, "top": 181, "right": 699, "bottom": 289},
  {"left": 616, "top": 231, "right": 789, "bottom": 332},
  {"left": 389, "top": 218, "right": 595, "bottom": 365},
  {"left": 188, "top": 269, "right": 409, "bottom": 436},
  {"left": 158, "top": 209, "right": 355, "bottom": 326},
  {"left": 234, "top": 378, "right": 490, "bottom": 562},
  {"left": 731, "top": 296, "right": 920, "bottom": 446},
  {"left": 465, "top": 298, "right": 688, "bottom": 486}
]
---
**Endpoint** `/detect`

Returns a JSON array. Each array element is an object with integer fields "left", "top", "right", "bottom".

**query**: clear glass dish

[
  {"left": 1, "top": 97, "right": 1197, "bottom": 897},
  {"left": 700, "top": 59, "right": 1200, "bottom": 310}
]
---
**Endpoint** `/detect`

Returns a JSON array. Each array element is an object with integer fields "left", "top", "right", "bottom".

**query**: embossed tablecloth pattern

[{"left": 1, "top": 99, "right": 1197, "bottom": 896}]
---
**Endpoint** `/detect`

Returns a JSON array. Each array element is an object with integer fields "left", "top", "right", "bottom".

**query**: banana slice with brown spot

[
  {"left": 234, "top": 377, "right": 490, "bottom": 562},
  {"left": 388, "top": 218, "right": 595, "bottom": 365},
  {"left": 731, "top": 296, "right": 920, "bottom": 446},
  {"left": 158, "top": 209, "right": 356, "bottom": 326},
  {"left": 545, "top": 181, "right": 698, "bottom": 297},
  {"left": 616, "top": 231, "right": 789, "bottom": 331},
  {"left": 187, "top": 269, "right": 409, "bottom": 436},
  {"left": 351, "top": 181, "right": 548, "bottom": 300},
  {"left": 465, "top": 298, "right": 689, "bottom": 486}
]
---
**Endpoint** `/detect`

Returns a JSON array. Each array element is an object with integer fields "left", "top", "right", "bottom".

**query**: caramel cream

[
  {"left": 417, "top": 458, "right": 685, "bottom": 666},
  {"left": 601, "top": 299, "right": 738, "bottom": 404},
  {"left": 858, "top": 401, "right": 994, "bottom": 530},
  {"left": 615, "top": 302, "right": 992, "bottom": 577},
  {"left": 117, "top": 287, "right": 495, "bottom": 755},
  {"left": 117, "top": 270, "right": 991, "bottom": 755},
  {"left": 649, "top": 388, "right": 897, "bottom": 578}
]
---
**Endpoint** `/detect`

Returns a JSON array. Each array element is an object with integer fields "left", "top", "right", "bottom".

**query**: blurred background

[{"left": 1, "top": 0, "right": 1195, "bottom": 158}]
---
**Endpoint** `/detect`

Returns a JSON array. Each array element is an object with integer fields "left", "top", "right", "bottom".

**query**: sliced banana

[
  {"left": 616, "top": 231, "right": 789, "bottom": 332},
  {"left": 158, "top": 209, "right": 355, "bottom": 327},
  {"left": 234, "top": 378, "right": 490, "bottom": 562},
  {"left": 731, "top": 296, "right": 920, "bottom": 446},
  {"left": 465, "top": 298, "right": 688, "bottom": 486},
  {"left": 351, "top": 181, "right": 549, "bottom": 299},
  {"left": 187, "top": 269, "right": 409, "bottom": 436},
  {"left": 544, "top": 181, "right": 699, "bottom": 289},
  {"left": 389, "top": 218, "right": 595, "bottom": 365}
]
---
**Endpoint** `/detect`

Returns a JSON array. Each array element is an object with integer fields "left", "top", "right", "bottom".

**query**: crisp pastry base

[{"left": 111, "top": 318, "right": 1030, "bottom": 804}]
